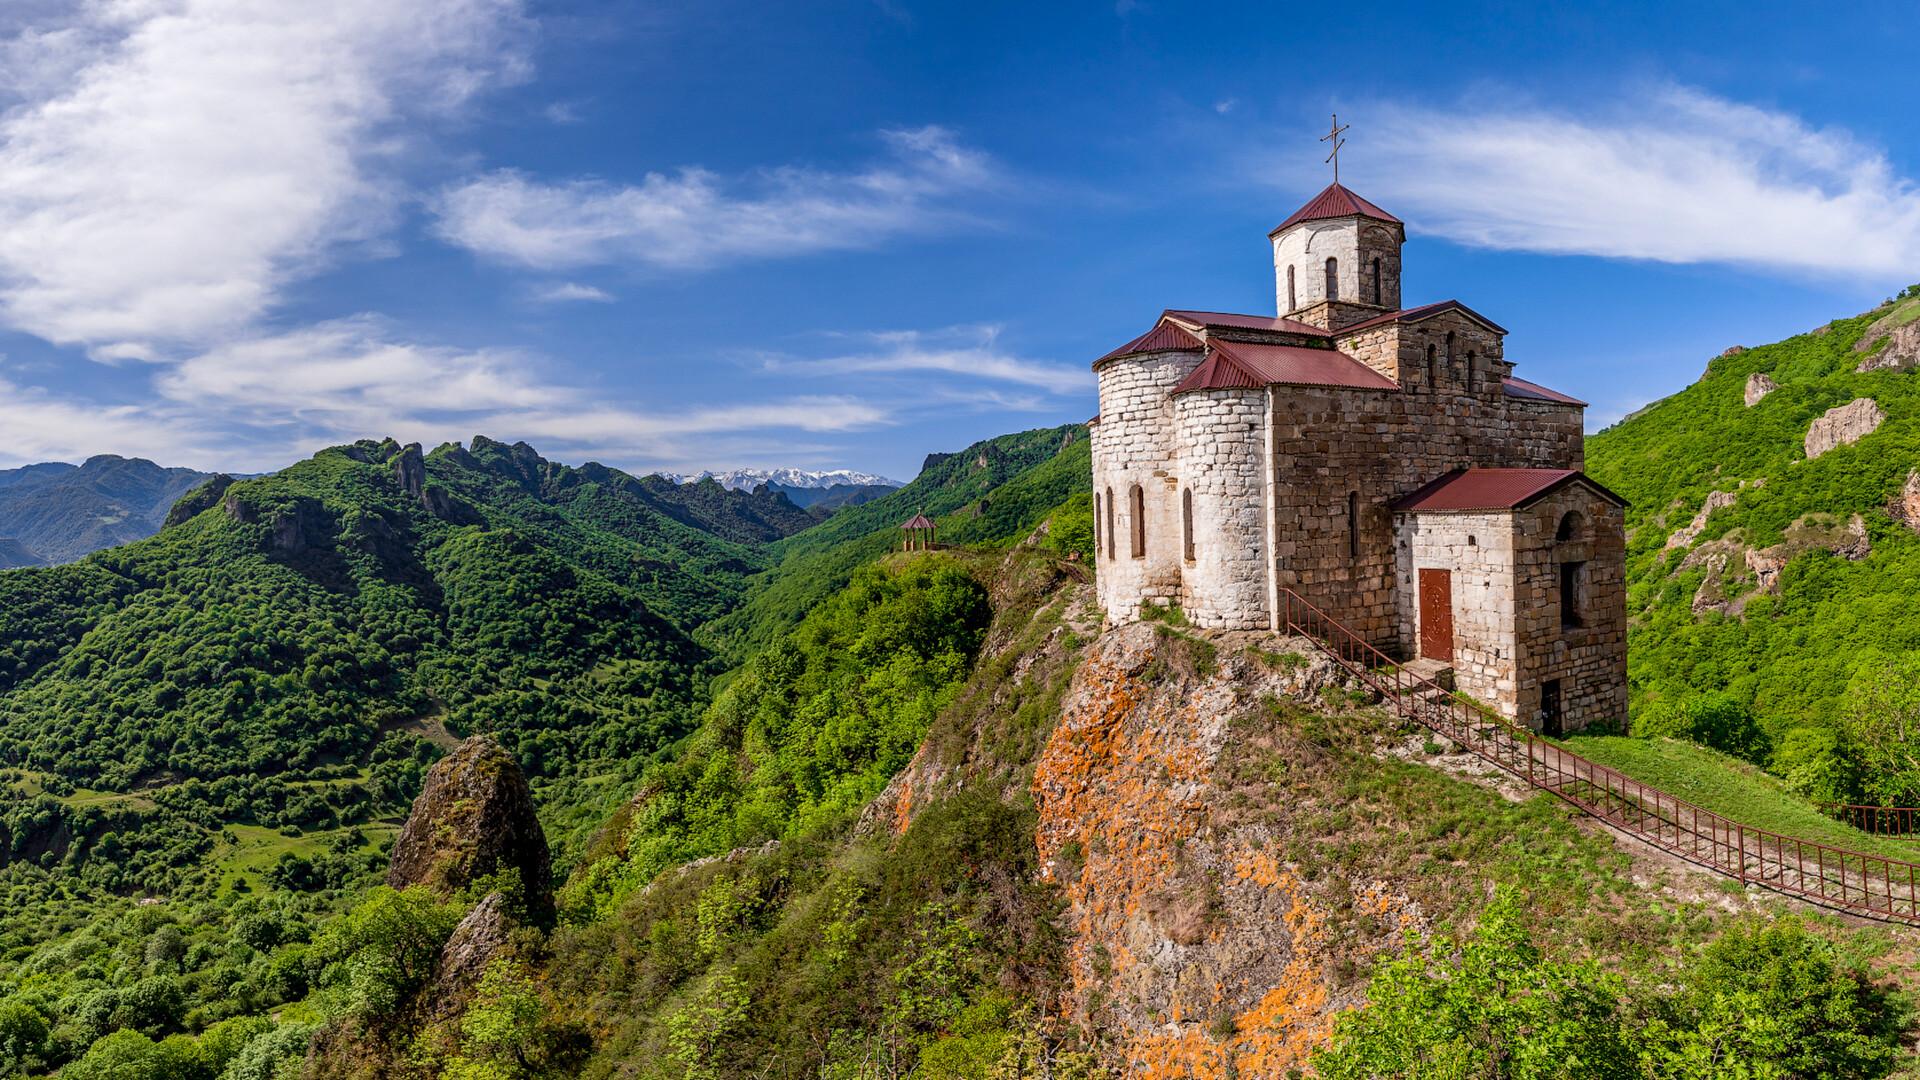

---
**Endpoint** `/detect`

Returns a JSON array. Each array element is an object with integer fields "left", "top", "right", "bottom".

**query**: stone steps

[{"left": 1398, "top": 656, "right": 1455, "bottom": 691}]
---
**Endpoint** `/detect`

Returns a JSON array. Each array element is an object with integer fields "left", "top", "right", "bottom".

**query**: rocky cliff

[{"left": 388, "top": 735, "right": 551, "bottom": 901}]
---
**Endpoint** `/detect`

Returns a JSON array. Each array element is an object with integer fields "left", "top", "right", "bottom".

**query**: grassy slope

[{"left": 1564, "top": 733, "right": 1920, "bottom": 862}]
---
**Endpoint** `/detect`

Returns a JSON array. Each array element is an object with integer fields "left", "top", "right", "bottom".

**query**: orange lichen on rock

[{"left": 1032, "top": 623, "right": 1423, "bottom": 1078}]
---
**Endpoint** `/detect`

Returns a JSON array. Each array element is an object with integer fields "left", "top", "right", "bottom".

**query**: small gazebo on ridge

[{"left": 901, "top": 510, "right": 936, "bottom": 552}]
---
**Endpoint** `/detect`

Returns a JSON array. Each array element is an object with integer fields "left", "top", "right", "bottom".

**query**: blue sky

[{"left": 0, "top": 0, "right": 1915, "bottom": 481}]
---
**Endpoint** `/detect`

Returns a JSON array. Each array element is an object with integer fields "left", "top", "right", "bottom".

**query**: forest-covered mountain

[
  {"left": 0, "top": 456, "right": 222, "bottom": 565},
  {"left": 1586, "top": 282, "right": 1920, "bottom": 803}
]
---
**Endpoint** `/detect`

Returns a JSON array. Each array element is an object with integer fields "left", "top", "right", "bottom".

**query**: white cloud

[
  {"left": 533, "top": 282, "right": 614, "bottom": 303},
  {"left": 431, "top": 125, "right": 1000, "bottom": 270},
  {"left": 0, "top": 0, "right": 531, "bottom": 348},
  {"left": 0, "top": 318, "right": 897, "bottom": 470},
  {"left": 764, "top": 325, "right": 1091, "bottom": 396},
  {"left": 1333, "top": 87, "right": 1920, "bottom": 277}
]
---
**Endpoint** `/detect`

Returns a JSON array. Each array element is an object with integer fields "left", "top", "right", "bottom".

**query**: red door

[{"left": 1419, "top": 569, "right": 1454, "bottom": 663}]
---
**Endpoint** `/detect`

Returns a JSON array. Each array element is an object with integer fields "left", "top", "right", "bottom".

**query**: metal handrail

[
  {"left": 1815, "top": 803, "right": 1920, "bottom": 836},
  {"left": 1277, "top": 587, "right": 1920, "bottom": 923}
]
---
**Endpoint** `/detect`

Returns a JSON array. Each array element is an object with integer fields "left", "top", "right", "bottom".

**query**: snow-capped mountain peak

[{"left": 664, "top": 468, "right": 907, "bottom": 491}]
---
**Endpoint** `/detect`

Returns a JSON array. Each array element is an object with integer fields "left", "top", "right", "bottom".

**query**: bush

[{"left": 1633, "top": 693, "right": 1770, "bottom": 764}]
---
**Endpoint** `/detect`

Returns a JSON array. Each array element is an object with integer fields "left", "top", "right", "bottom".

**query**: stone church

[{"left": 1089, "top": 182, "right": 1627, "bottom": 734}]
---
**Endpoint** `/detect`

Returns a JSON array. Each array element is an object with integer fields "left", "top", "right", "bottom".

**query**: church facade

[{"left": 1089, "top": 183, "right": 1627, "bottom": 734}]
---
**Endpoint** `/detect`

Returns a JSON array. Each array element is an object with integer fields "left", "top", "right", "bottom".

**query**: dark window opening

[
  {"left": 1325, "top": 257, "right": 1339, "bottom": 302},
  {"left": 1286, "top": 265, "right": 1296, "bottom": 312},
  {"left": 1560, "top": 561, "right": 1585, "bottom": 629},
  {"left": 1465, "top": 349, "right": 1476, "bottom": 393},
  {"left": 1542, "top": 678, "right": 1564, "bottom": 737},
  {"left": 1371, "top": 257, "right": 1382, "bottom": 305},
  {"left": 1556, "top": 511, "right": 1582, "bottom": 542},
  {"left": 1445, "top": 331, "right": 1455, "bottom": 370},
  {"left": 1426, "top": 344, "right": 1437, "bottom": 390},
  {"left": 1348, "top": 491, "right": 1360, "bottom": 558},
  {"left": 1104, "top": 487, "right": 1115, "bottom": 560},
  {"left": 1129, "top": 485, "right": 1146, "bottom": 559},
  {"left": 1182, "top": 489, "right": 1195, "bottom": 561}
]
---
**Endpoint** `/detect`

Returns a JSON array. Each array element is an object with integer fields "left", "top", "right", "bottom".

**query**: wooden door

[{"left": 1418, "top": 569, "right": 1454, "bottom": 663}]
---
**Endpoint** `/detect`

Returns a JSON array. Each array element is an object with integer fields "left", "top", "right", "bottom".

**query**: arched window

[
  {"left": 1129, "top": 485, "right": 1146, "bottom": 558},
  {"left": 1371, "top": 257, "right": 1382, "bottom": 305},
  {"left": 1426, "top": 344, "right": 1437, "bottom": 391},
  {"left": 1465, "top": 350, "right": 1476, "bottom": 393},
  {"left": 1182, "top": 489, "right": 1195, "bottom": 561},
  {"left": 1560, "top": 561, "right": 1585, "bottom": 629},
  {"left": 1092, "top": 492, "right": 1102, "bottom": 557},
  {"left": 1348, "top": 491, "right": 1360, "bottom": 558},
  {"left": 1286, "top": 265, "right": 1296, "bottom": 312},
  {"left": 1105, "top": 487, "right": 1116, "bottom": 560},
  {"left": 1556, "top": 511, "right": 1583, "bottom": 542},
  {"left": 1325, "top": 257, "right": 1339, "bottom": 301}
]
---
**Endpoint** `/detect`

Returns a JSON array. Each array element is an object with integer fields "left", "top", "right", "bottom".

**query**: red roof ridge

[
  {"left": 1162, "top": 309, "right": 1328, "bottom": 336},
  {"left": 1336, "top": 299, "right": 1509, "bottom": 337},
  {"left": 1502, "top": 375, "right": 1587, "bottom": 407},
  {"left": 1096, "top": 321, "right": 1205, "bottom": 363},
  {"left": 1172, "top": 338, "right": 1398, "bottom": 394},
  {"left": 1391, "top": 468, "right": 1625, "bottom": 512},
  {"left": 1270, "top": 182, "right": 1403, "bottom": 236}
]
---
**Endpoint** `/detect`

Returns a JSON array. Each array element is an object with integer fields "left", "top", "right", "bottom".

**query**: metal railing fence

[{"left": 1277, "top": 587, "right": 1920, "bottom": 923}]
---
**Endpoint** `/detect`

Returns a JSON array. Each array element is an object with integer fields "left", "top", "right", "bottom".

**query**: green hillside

[{"left": 1587, "top": 282, "right": 1920, "bottom": 803}]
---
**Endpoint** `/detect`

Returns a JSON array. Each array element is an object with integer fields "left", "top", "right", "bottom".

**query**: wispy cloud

[
  {"left": 762, "top": 325, "right": 1091, "bottom": 396},
  {"left": 534, "top": 282, "right": 614, "bottom": 303},
  {"left": 0, "top": 0, "right": 532, "bottom": 350},
  {"left": 1299, "top": 86, "right": 1920, "bottom": 277},
  {"left": 0, "top": 318, "right": 895, "bottom": 470},
  {"left": 431, "top": 126, "right": 1000, "bottom": 270}
]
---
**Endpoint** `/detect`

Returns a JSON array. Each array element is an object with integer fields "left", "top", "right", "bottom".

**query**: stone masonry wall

[
  {"left": 1266, "top": 381, "right": 1585, "bottom": 649},
  {"left": 1510, "top": 488, "right": 1629, "bottom": 733},
  {"left": 1094, "top": 349, "right": 1208, "bottom": 621},
  {"left": 1271, "top": 216, "right": 1402, "bottom": 317},
  {"left": 1174, "top": 389, "right": 1269, "bottom": 629},
  {"left": 1393, "top": 510, "right": 1521, "bottom": 718}
]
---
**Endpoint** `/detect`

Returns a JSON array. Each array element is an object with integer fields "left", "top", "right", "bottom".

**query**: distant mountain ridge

[
  {"left": 0, "top": 455, "right": 223, "bottom": 564},
  {"left": 668, "top": 467, "right": 908, "bottom": 491}
]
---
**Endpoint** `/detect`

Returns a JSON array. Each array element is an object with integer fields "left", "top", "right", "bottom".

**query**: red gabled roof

[
  {"left": 1391, "top": 469, "right": 1625, "bottom": 512},
  {"left": 1336, "top": 299, "right": 1509, "bottom": 337},
  {"left": 1270, "top": 183, "right": 1403, "bottom": 235},
  {"left": 1096, "top": 321, "right": 1205, "bottom": 362},
  {"left": 1502, "top": 376, "right": 1586, "bottom": 407},
  {"left": 1172, "top": 338, "right": 1398, "bottom": 394},
  {"left": 902, "top": 513, "right": 936, "bottom": 530},
  {"left": 1162, "top": 310, "right": 1327, "bottom": 336}
]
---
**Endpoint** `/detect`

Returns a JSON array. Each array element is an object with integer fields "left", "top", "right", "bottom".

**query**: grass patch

[
  {"left": 1563, "top": 733, "right": 1920, "bottom": 862},
  {"left": 1139, "top": 599, "right": 1187, "bottom": 626}
]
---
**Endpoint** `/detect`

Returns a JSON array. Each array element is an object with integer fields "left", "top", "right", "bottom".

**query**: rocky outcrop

[
  {"left": 388, "top": 736, "right": 551, "bottom": 901},
  {"left": 423, "top": 891, "right": 515, "bottom": 1023},
  {"left": 163, "top": 474, "right": 235, "bottom": 528},
  {"left": 1664, "top": 489, "right": 1737, "bottom": 550},
  {"left": 390, "top": 443, "right": 427, "bottom": 499},
  {"left": 1805, "top": 398, "right": 1885, "bottom": 459},
  {"left": 1859, "top": 320, "right": 1920, "bottom": 374},
  {"left": 1887, "top": 471, "right": 1920, "bottom": 532},
  {"left": 1743, "top": 373, "right": 1777, "bottom": 407}
]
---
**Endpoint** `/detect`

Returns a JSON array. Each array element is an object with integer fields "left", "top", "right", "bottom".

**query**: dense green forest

[
  {"left": 0, "top": 425, "right": 1095, "bottom": 1076},
  {"left": 1585, "top": 283, "right": 1920, "bottom": 804}
]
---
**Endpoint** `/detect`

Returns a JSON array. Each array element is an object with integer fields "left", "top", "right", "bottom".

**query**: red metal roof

[
  {"left": 1502, "top": 376, "right": 1587, "bottom": 407},
  {"left": 1270, "top": 183, "right": 1403, "bottom": 235},
  {"left": 1162, "top": 310, "right": 1327, "bottom": 336},
  {"left": 902, "top": 513, "right": 936, "bottom": 530},
  {"left": 1391, "top": 469, "right": 1625, "bottom": 512},
  {"left": 1096, "top": 321, "right": 1205, "bottom": 362},
  {"left": 1336, "top": 299, "right": 1510, "bottom": 337},
  {"left": 1172, "top": 338, "right": 1398, "bottom": 394}
]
